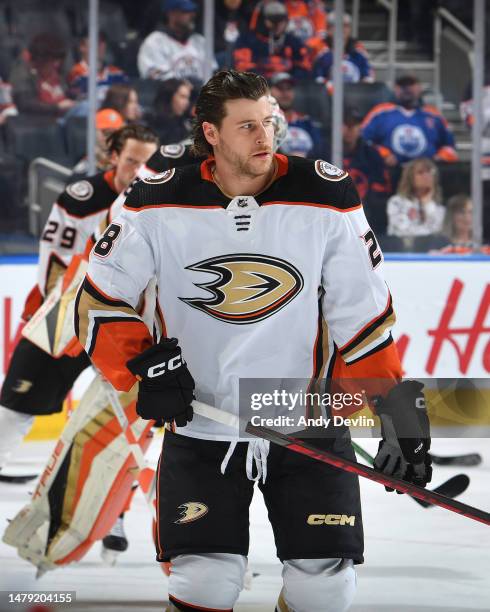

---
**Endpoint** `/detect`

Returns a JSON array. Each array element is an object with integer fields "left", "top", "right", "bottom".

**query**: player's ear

[
  {"left": 109, "top": 149, "right": 119, "bottom": 168},
  {"left": 202, "top": 121, "right": 218, "bottom": 147}
]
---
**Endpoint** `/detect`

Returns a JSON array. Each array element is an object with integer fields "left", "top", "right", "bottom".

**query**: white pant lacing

[{"left": 220, "top": 439, "right": 271, "bottom": 483}]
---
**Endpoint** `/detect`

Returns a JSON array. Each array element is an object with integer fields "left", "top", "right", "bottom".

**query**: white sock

[{"left": 0, "top": 405, "right": 35, "bottom": 470}]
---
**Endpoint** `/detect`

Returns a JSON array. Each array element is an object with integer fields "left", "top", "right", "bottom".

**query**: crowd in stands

[{"left": 0, "top": 0, "right": 487, "bottom": 252}]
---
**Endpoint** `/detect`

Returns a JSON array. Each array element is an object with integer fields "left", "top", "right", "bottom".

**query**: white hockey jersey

[
  {"left": 137, "top": 30, "right": 217, "bottom": 81},
  {"left": 76, "top": 155, "right": 401, "bottom": 441}
]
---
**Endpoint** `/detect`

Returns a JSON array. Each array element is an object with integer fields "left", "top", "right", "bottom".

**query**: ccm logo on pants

[{"left": 307, "top": 514, "right": 356, "bottom": 526}]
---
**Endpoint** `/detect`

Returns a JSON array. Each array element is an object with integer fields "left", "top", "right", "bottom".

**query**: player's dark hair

[
  {"left": 106, "top": 124, "right": 159, "bottom": 154},
  {"left": 191, "top": 70, "right": 270, "bottom": 157}
]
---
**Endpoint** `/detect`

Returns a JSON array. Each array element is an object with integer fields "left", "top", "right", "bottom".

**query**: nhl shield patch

[
  {"left": 66, "top": 180, "right": 94, "bottom": 201},
  {"left": 160, "top": 143, "right": 186, "bottom": 158},
  {"left": 315, "top": 160, "right": 348, "bottom": 182}
]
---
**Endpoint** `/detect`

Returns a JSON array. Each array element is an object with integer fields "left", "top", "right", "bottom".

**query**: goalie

[{"left": 0, "top": 126, "right": 158, "bottom": 557}]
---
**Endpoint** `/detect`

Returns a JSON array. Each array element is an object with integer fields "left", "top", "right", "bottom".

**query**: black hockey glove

[
  {"left": 126, "top": 338, "right": 194, "bottom": 426},
  {"left": 374, "top": 380, "right": 432, "bottom": 492}
]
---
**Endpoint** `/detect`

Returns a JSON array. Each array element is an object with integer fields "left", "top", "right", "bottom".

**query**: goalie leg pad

[
  {"left": 3, "top": 376, "right": 152, "bottom": 572},
  {"left": 168, "top": 553, "right": 246, "bottom": 610},
  {"left": 281, "top": 558, "right": 356, "bottom": 612},
  {"left": 0, "top": 405, "right": 34, "bottom": 469}
]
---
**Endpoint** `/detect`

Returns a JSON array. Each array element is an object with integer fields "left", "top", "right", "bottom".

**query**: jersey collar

[
  {"left": 200, "top": 153, "right": 289, "bottom": 185},
  {"left": 103, "top": 169, "right": 118, "bottom": 193}
]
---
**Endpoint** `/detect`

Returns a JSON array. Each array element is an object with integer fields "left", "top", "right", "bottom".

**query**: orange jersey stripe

[
  {"left": 262, "top": 201, "right": 362, "bottom": 213},
  {"left": 361, "top": 102, "right": 397, "bottom": 127},
  {"left": 124, "top": 203, "right": 224, "bottom": 212}
]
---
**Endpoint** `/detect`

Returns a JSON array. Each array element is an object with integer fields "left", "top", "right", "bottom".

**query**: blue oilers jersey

[{"left": 361, "top": 103, "right": 457, "bottom": 164}]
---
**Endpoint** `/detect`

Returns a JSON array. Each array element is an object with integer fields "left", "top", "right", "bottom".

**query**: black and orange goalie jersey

[{"left": 76, "top": 154, "right": 402, "bottom": 440}]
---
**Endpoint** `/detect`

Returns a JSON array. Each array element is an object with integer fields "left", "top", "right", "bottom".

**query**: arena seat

[
  {"left": 64, "top": 116, "right": 88, "bottom": 166},
  {"left": 344, "top": 82, "right": 393, "bottom": 119},
  {"left": 293, "top": 80, "right": 331, "bottom": 126},
  {"left": 436, "top": 161, "right": 471, "bottom": 200},
  {"left": 377, "top": 234, "right": 406, "bottom": 253},
  {"left": 0, "top": 153, "right": 24, "bottom": 226},
  {"left": 411, "top": 234, "right": 450, "bottom": 253},
  {"left": 5, "top": 116, "right": 69, "bottom": 166},
  {"left": 130, "top": 78, "right": 161, "bottom": 113},
  {"left": 11, "top": 6, "right": 72, "bottom": 43}
]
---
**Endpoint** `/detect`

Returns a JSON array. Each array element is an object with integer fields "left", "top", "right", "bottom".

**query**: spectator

[
  {"left": 0, "top": 78, "right": 18, "bottom": 125},
  {"left": 234, "top": 1, "right": 311, "bottom": 79},
  {"left": 269, "top": 72, "right": 325, "bottom": 158},
  {"left": 285, "top": 0, "right": 327, "bottom": 44},
  {"left": 215, "top": 0, "right": 248, "bottom": 69},
  {"left": 72, "top": 108, "right": 125, "bottom": 175},
  {"left": 250, "top": 1, "right": 327, "bottom": 45},
  {"left": 387, "top": 157, "right": 445, "bottom": 237},
  {"left": 362, "top": 74, "right": 458, "bottom": 166},
  {"left": 437, "top": 194, "right": 490, "bottom": 254},
  {"left": 460, "top": 70, "right": 490, "bottom": 241},
  {"left": 439, "top": 193, "right": 473, "bottom": 251},
  {"left": 342, "top": 106, "right": 391, "bottom": 234},
  {"left": 138, "top": 0, "right": 216, "bottom": 84},
  {"left": 313, "top": 12, "right": 374, "bottom": 86},
  {"left": 9, "top": 33, "right": 76, "bottom": 117},
  {"left": 460, "top": 71, "right": 490, "bottom": 179},
  {"left": 68, "top": 31, "right": 127, "bottom": 102},
  {"left": 145, "top": 78, "right": 192, "bottom": 144},
  {"left": 100, "top": 84, "right": 142, "bottom": 123}
]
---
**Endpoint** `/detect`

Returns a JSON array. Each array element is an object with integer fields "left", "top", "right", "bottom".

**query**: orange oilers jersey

[
  {"left": 38, "top": 170, "right": 118, "bottom": 297},
  {"left": 76, "top": 155, "right": 401, "bottom": 441}
]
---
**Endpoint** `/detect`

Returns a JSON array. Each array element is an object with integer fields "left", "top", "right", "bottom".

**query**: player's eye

[{"left": 241, "top": 123, "right": 253, "bottom": 130}]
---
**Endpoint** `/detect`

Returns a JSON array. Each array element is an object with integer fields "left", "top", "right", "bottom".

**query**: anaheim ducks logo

[
  {"left": 175, "top": 502, "right": 209, "bottom": 525},
  {"left": 12, "top": 379, "right": 33, "bottom": 394},
  {"left": 180, "top": 254, "right": 304, "bottom": 324}
]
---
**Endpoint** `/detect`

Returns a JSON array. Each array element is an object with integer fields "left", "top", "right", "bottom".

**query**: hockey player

[
  {"left": 0, "top": 124, "right": 159, "bottom": 475},
  {"left": 76, "top": 70, "right": 432, "bottom": 612}
]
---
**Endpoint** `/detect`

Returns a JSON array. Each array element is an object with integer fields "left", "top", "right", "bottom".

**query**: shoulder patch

[
  {"left": 160, "top": 143, "right": 186, "bottom": 159},
  {"left": 66, "top": 180, "right": 94, "bottom": 201},
  {"left": 315, "top": 160, "right": 348, "bottom": 182},
  {"left": 142, "top": 168, "right": 176, "bottom": 184}
]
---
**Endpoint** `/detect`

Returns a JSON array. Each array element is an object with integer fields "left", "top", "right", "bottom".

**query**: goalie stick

[
  {"left": 190, "top": 401, "right": 490, "bottom": 527},
  {"left": 0, "top": 473, "right": 38, "bottom": 484},
  {"left": 351, "top": 442, "right": 470, "bottom": 508}
]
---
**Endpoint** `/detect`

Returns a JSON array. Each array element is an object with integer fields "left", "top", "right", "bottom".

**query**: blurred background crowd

[{"left": 0, "top": 0, "right": 488, "bottom": 254}]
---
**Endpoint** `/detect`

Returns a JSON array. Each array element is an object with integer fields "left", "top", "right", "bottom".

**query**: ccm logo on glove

[
  {"left": 147, "top": 355, "right": 183, "bottom": 378},
  {"left": 126, "top": 338, "right": 195, "bottom": 425}
]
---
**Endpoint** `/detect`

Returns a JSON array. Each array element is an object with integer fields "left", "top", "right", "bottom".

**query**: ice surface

[{"left": 1, "top": 437, "right": 489, "bottom": 612}]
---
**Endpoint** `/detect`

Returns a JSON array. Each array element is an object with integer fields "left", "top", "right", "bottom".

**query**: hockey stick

[
  {"left": 0, "top": 473, "right": 38, "bottom": 484},
  {"left": 103, "top": 382, "right": 148, "bottom": 471},
  {"left": 351, "top": 442, "right": 470, "bottom": 508},
  {"left": 430, "top": 452, "right": 482, "bottom": 467},
  {"left": 190, "top": 401, "right": 490, "bottom": 527}
]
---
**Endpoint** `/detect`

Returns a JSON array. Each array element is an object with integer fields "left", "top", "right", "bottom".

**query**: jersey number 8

[{"left": 94, "top": 223, "right": 122, "bottom": 258}]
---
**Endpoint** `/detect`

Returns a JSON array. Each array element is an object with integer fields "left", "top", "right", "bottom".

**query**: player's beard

[{"left": 217, "top": 137, "right": 273, "bottom": 180}]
